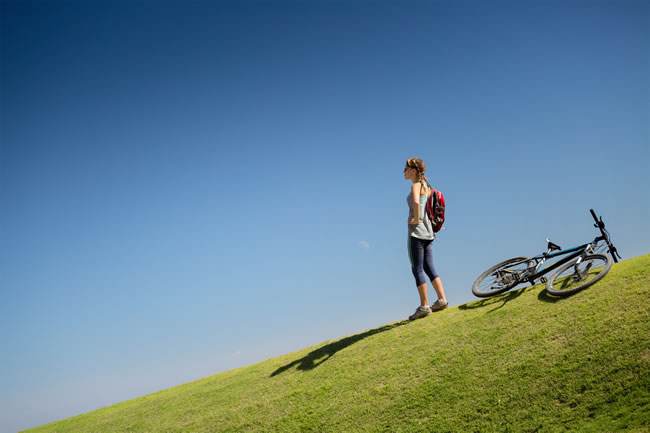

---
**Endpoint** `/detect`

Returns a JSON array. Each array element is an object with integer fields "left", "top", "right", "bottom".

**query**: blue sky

[{"left": 1, "top": 1, "right": 648, "bottom": 431}]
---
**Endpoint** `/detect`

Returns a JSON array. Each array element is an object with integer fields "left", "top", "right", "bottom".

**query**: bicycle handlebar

[
  {"left": 589, "top": 208, "right": 621, "bottom": 263},
  {"left": 590, "top": 208, "right": 605, "bottom": 229}
]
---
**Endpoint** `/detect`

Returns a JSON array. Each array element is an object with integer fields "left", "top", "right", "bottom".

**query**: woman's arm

[{"left": 409, "top": 182, "right": 422, "bottom": 224}]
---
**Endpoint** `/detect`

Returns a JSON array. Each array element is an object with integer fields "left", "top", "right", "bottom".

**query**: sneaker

[
  {"left": 430, "top": 299, "right": 448, "bottom": 312},
  {"left": 408, "top": 305, "right": 431, "bottom": 321}
]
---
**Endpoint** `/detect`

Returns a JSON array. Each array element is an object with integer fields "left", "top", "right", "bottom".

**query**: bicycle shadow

[
  {"left": 270, "top": 320, "right": 409, "bottom": 377},
  {"left": 458, "top": 286, "right": 528, "bottom": 313},
  {"left": 537, "top": 288, "right": 571, "bottom": 303}
]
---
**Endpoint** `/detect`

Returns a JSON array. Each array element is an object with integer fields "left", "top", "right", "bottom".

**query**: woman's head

[{"left": 403, "top": 157, "right": 427, "bottom": 183}]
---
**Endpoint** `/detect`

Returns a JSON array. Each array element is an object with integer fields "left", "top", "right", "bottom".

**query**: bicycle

[{"left": 472, "top": 209, "right": 621, "bottom": 298}]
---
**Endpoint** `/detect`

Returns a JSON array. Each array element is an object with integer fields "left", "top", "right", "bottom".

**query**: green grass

[{"left": 25, "top": 254, "right": 650, "bottom": 433}]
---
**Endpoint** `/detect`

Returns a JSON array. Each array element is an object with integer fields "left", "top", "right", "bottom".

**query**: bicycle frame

[
  {"left": 523, "top": 238, "right": 603, "bottom": 284},
  {"left": 503, "top": 208, "right": 619, "bottom": 287}
]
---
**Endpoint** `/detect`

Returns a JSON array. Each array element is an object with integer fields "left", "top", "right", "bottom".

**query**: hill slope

[{"left": 25, "top": 255, "right": 650, "bottom": 433}]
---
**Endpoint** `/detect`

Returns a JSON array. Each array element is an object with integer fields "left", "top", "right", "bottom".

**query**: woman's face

[{"left": 403, "top": 166, "right": 415, "bottom": 180}]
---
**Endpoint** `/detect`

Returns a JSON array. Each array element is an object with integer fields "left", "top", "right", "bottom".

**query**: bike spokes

[
  {"left": 473, "top": 259, "right": 529, "bottom": 296},
  {"left": 547, "top": 255, "right": 611, "bottom": 296}
]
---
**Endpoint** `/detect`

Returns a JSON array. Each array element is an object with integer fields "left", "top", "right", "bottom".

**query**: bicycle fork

[{"left": 571, "top": 256, "right": 593, "bottom": 281}]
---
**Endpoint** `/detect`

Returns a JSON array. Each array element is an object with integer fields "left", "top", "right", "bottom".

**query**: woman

[{"left": 404, "top": 157, "right": 448, "bottom": 320}]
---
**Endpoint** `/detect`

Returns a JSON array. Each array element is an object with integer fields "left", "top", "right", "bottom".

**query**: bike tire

[
  {"left": 472, "top": 256, "right": 530, "bottom": 298},
  {"left": 546, "top": 254, "right": 611, "bottom": 297}
]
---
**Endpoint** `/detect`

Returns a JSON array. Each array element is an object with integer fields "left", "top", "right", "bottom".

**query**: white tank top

[{"left": 407, "top": 186, "right": 435, "bottom": 240}]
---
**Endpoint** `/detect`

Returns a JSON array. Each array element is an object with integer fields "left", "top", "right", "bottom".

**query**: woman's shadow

[{"left": 270, "top": 320, "right": 409, "bottom": 377}]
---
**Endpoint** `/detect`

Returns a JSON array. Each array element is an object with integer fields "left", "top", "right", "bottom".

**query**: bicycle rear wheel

[
  {"left": 472, "top": 256, "right": 530, "bottom": 298},
  {"left": 546, "top": 254, "right": 611, "bottom": 297}
]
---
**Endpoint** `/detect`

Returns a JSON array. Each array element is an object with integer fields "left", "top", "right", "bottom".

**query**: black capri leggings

[{"left": 408, "top": 235, "right": 440, "bottom": 286}]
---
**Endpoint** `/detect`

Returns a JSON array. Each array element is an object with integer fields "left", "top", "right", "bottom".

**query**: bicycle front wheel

[
  {"left": 546, "top": 254, "right": 611, "bottom": 297},
  {"left": 472, "top": 256, "right": 530, "bottom": 298}
]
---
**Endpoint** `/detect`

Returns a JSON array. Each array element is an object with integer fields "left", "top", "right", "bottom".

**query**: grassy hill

[{"left": 25, "top": 254, "right": 650, "bottom": 433}]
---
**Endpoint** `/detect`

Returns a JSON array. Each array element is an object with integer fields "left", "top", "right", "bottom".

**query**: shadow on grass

[
  {"left": 537, "top": 288, "right": 569, "bottom": 303},
  {"left": 458, "top": 286, "right": 527, "bottom": 313},
  {"left": 270, "top": 320, "right": 409, "bottom": 377}
]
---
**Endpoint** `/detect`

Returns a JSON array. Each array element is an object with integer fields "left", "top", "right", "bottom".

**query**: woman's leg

[
  {"left": 408, "top": 236, "right": 429, "bottom": 307},
  {"left": 416, "top": 283, "right": 429, "bottom": 307},
  {"left": 423, "top": 240, "right": 447, "bottom": 303},
  {"left": 432, "top": 277, "right": 447, "bottom": 304}
]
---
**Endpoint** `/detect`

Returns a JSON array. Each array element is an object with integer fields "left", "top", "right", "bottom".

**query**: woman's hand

[{"left": 408, "top": 217, "right": 421, "bottom": 225}]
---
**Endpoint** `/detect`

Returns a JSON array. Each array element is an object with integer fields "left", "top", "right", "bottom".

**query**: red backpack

[{"left": 425, "top": 186, "right": 445, "bottom": 232}]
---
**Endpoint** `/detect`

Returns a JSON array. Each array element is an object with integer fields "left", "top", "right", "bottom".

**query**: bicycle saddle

[{"left": 547, "top": 241, "right": 562, "bottom": 251}]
